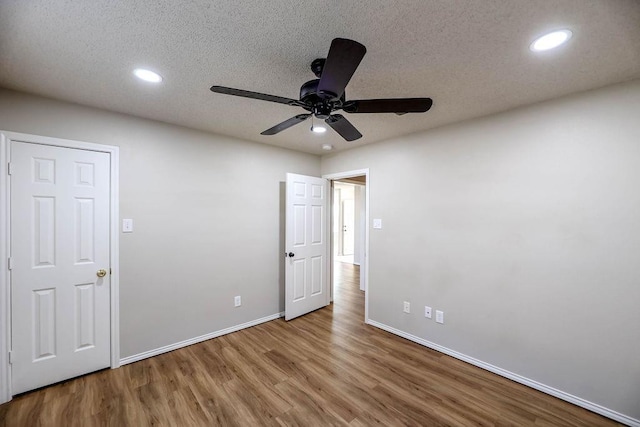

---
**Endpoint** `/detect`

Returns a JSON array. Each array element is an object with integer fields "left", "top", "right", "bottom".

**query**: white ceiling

[{"left": 1, "top": 1, "right": 639, "bottom": 155}]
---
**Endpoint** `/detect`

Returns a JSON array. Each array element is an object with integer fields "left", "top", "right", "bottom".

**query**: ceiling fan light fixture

[
  {"left": 530, "top": 29, "right": 572, "bottom": 52},
  {"left": 133, "top": 68, "right": 163, "bottom": 83},
  {"left": 311, "top": 125, "right": 327, "bottom": 133}
]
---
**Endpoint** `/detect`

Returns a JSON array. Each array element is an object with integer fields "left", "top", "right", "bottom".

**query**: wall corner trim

[
  {"left": 367, "top": 320, "right": 639, "bottom": 427},
  {"left": 119, "top": 312, "right": 285, "bottom": 366}
]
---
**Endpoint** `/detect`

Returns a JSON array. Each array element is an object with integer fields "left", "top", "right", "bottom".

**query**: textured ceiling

[{"left": 1, "top": 1, "right": 639, "bottom": 155}]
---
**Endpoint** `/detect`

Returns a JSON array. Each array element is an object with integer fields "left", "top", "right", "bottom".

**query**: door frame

[
  {"left": 323, "top": 169, "right": 370, "bottom": 324},
  {"left": 0, "top": 131, "right": 120, "bottom": 404}
]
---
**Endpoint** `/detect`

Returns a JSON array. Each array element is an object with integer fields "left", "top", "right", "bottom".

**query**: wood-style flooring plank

[{"left": 0, "top": 262, "right": 622, "bottom": 426}]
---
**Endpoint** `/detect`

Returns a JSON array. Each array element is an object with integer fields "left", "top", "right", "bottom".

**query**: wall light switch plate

[
  {"left": 424, "top": 306, "right": 432, "bottom": 319},
  {"left": 436, "top": 310, "right": 444, "bottom": 324},
  {"left": 373, "top": 219, "right": 382, "bottom": 229},
  {"left": 122, "top": 219, "right": 133, "bottom": 233},
  {"left": 403, "top": 301, "right": 410, "bottom": 313},
  {"left": 234, "top": 296, "right": 241, "bottom": 307}
]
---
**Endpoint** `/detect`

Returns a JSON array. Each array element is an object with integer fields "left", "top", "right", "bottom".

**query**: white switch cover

[
  {"left": 436, "top": 310, "right": 444, "bottom": 324},
  {"left": 403, "top": 301, "right": 410, "bottom": 313},
  {"left": 424, "top": 306, "right": 432, "bottom": 319},
  {"left": 373, "top": 219, "right": 382, "bottom": 229},
  {"left": 234, "top": 296, "right": 241, "bottom": 307},
  {"left": 122, "top": 219, "right": 133, "bottom": 233}
]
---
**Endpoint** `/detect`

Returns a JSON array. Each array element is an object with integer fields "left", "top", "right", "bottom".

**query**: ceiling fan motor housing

[
  {"left": 300, "top": 79, "right": 345, "bottom": 119},
  {"left": 300, "top": 79, "right": 321, "bottom": 103}
]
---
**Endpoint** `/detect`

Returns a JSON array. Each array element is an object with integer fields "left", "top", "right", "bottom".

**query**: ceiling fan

[{"left": 210, "top": 38, "right": 433, "bottom": 142}]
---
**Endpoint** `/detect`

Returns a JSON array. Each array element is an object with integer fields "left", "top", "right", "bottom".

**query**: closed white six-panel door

[
  {"left": 11, "top": 141, "right": 110, "bottom": 394},
  {"left": 285, "top": 173, "right": 329, "bottom": 320}
]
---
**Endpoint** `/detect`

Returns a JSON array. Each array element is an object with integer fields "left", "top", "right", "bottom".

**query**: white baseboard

[
  {"left": 367, "top": 320, "right": 639, "bottom": 427},
  {"left": 120, "top": 312, "right": 284, "bottom": 366}
]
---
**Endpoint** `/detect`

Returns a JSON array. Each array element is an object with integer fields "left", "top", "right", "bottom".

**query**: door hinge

[
  {"left": 7, "top": 162, "right": 12, "bottom": 175},
  {"left": 8, "top": 351, "right": 12, "bottom": 364},
  {"left": 8, "top": 257, "right": 13, "bottom": 270}
]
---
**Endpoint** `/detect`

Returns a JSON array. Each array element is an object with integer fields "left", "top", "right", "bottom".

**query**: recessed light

[
  {"left": 133, "top": 68, "right": 163, "bottom": 83},
  {"left": 322, "top": 144, "right": 333, "bottom": 151},
  {"left": 311, "top": 125, "right": 327, "bottom": 134},
  {"left": 530, "top": 29, "right": 572, "bottom": 52}
]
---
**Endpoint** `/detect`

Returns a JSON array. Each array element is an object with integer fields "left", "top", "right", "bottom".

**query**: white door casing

[
  {"left": 10, "top": 141, "right": 111, "bottom": 394},
  {"left": 285, "top": 173, "right": 330, "bottom": 321}
]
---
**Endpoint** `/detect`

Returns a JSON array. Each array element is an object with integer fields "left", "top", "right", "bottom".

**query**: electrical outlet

[
  {"left": 436, "top": 310, "right": 444, "bottom": 324},
  {"left": 424, "top": 306, "right": 432, "bottom": 319},
  {"left": 403, "top": 301, "right": 410, "bottom": 313},
  {"left": 234, "top": 296, "right": 241, "bottom": 307}
]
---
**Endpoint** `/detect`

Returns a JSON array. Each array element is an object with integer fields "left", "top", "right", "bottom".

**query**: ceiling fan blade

[
  {"left": 325, "top": 114, "right": 362, "bottom": 141},
  {"left": 210, "top": 86, "right": 304, "bottom": 107},
  {"left": 317, "top": 38, "right": 366, "bottom": 101},
  {"left": 261, "top": 114, "right": 311, "bottom": 135},
  {"left": 343, "top": 98, "right": 433, "bottom": 114}
]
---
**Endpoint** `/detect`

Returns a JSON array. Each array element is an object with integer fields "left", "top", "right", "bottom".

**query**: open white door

[
  {"left": 285, "top": 173, "right": 329, "bottom": 320},
  {"left": 10, "top": 141, "right": 111, "bottom": 394}
]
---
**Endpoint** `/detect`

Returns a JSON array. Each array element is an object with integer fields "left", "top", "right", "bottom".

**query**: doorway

[
  {"left": 323, "top": 169, "right": 369, "bottom": 323},
  {"left": 333, "top": 180, "right": 363, "bottom": 268}
]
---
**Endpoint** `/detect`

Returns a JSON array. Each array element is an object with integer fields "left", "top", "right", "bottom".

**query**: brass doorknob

[{"left": 97, "top": 269, "right": 107, "bottom": 278}]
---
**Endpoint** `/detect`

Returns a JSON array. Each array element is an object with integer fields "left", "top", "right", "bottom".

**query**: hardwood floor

[{"left": 1, "top": 262, "right": 620, "bottom": 426}]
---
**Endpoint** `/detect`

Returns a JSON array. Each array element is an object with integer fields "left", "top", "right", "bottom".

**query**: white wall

[
  {"left": 353, "top": 184, "right": 365, "bottom": 267},
  {"left": 0, "top": 89, "right": 320, "bottom": 358},
  {"left": 354, "top": 184, "right": 366, "bottom": 291},
  {"left": 322, "top": 80, "right": 640, "bottom": 422}
]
